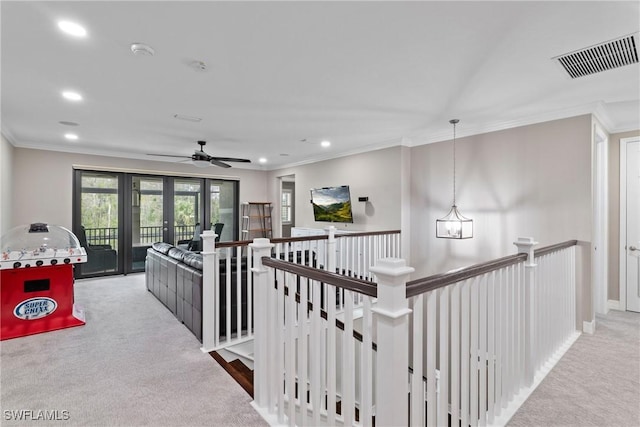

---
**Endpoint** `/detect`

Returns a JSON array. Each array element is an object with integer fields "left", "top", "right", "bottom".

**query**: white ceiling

[{"left": 2, "top": 1, "right": 639, "bottom": 170}]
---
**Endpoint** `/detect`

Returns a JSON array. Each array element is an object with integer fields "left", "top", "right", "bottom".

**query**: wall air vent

[{"left": 554, "top": 33, "right": 638, "bottom": 79}]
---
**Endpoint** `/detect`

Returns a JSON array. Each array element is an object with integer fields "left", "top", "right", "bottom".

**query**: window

[{"left": 282, "top": 189, "right": 292, "bottom": 224}]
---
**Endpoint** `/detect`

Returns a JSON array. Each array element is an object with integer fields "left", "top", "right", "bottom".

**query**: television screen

[{"left": 310, "top": 185, "right": 353, "bottom": 223}]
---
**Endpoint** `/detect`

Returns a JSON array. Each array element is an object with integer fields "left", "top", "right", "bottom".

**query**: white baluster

[
  {"left": 361, "top": 296, "right": 373, "bottom": 426},
  {"left": 299, "top": 277, "right": 309, "bottom": 421},
  {"left": 311, "top": 281, "right": 322, "bottom": 426},
  {"left": 451, "top": 283, "right": 461, "bottom": 426},
  {"left": 487, "top": 271, "right": 496, "bottom": 423},
  {"left": 470, "top": 277, "right": 479, "bottom": 427},
  {"left": 411, "top": 295, "right": 424, "bottom": 427},
  {"left": 426, "top": 290, "right": 437, "bottom": 427},
  {"left": 479, "top": 274, "right": 487, "bottom": 426},
  {"left": 343, "top": 289, "right": 355, "bottom": 425},
  {"left": 327, "top": 283, "right": 337, "bottom": 423},
  {"left": 438, "top": 287, "right": 450, "bottom": 427},
  {"left": 286, "top": 272, "right": 296, "bottom": 426},
  {"left": 461, "top": 279, "right": 470, "bottom": 427}
]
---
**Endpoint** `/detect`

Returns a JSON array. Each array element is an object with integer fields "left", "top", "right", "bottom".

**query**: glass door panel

[
  {"left": 174, "top": 179, "right": 203, "bottom": 250},
  {"left": 129, "top": 176, "right": 163, "bottom": 272},
  {"left": 209, "top": 180, "right": 238, "bottom": 242},
  {"left": 75, "top": 171, "right": 121, "bottom": 276}
]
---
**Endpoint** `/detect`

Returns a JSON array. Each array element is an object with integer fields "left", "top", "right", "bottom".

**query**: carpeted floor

[
  {"left": 508, "top": 310, "right": 640, "bottom": 427},
  {"left": 0, "top": 273, "right": 267, "bottom": 427},
  {"left": 3, "top": 273, "right": 637, "bottom": 427}
]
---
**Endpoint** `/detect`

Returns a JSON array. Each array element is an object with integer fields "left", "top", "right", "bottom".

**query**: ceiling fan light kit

[{"left": 192, "top": 159, "right": 211, "bottom": 168}]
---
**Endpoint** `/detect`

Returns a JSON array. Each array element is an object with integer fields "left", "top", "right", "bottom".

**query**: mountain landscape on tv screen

[{"left": 312, "top": 200, "right": 352, "bottom": 222}]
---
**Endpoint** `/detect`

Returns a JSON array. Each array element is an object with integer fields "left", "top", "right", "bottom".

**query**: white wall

[
  {"left": 0, "top": 134, "right": 15, "bottom": 235},
  {"left": 10, "top": 148, "right": 268, "bottom": 231},
  {"left": 409, "top": 115, "right": 594, "bottom": 324},
  {"left": 409, "top": 115, "right": 593, "bottom": 277},
  {"left": 268, "top": 146, "right": 405, "bottom": 235}
]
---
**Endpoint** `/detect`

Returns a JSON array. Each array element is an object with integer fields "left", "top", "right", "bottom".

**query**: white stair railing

[
  {"left": 200, "top": 228, "right": 401, "bottom": 352},
  {"left": 251, "top": 236, "right": 580, "bottom": 427},
  {"left": 406, "top": 238, "right": 580, "bottom": 427}
]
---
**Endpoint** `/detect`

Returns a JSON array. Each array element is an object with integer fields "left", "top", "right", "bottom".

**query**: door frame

[
  {"left": 619, "top": 136, "right": 640, "bottom": 311},
  {"left": 593, "top": 125, "right": 608, "bottom": 314}
]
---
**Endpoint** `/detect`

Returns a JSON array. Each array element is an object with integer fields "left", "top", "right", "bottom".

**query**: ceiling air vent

[{"left": 554, "top": 33, "right": 638, "bottom": 79}]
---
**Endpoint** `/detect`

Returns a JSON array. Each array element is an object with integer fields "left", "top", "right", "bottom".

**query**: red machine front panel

[{"left": 1, "top": 264, "right": 85, "bottom": 340}]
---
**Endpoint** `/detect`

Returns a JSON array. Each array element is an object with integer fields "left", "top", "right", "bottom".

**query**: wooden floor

[{"left": 210, "top": 351, "right": 254, "bottom": 398}]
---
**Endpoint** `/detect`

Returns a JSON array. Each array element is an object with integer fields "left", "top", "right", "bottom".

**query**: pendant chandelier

[{"left": 436, "top": 119, "right": 473, "bottom": 239}]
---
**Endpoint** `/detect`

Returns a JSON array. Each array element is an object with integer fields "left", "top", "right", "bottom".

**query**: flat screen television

[{"left": 310, "top": 185, "right": 354, "bottom": 223}]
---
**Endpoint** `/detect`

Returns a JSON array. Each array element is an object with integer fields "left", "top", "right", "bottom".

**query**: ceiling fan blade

[
  {"left": 210, "top": 157, "right": 252, "bottom": 163},
  {"left": 147, "top": 153, "right": 191, "bottom": 159},
  {"left": 208, "top": 159, "right": 232, "bottom": 168}
]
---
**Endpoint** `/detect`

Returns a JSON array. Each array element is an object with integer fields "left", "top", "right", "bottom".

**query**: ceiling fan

[{"left": 147, "top": 140, "right": 251, "bottom": 168}]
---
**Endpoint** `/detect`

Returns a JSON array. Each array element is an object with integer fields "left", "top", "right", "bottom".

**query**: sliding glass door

[
  {"left": 74, "top": 171, "right": 121, "bottom": 277},
  {"left": 210, "top": 180, "right": 239, "bottom": 242},
  {"left": 173, "top": 178, "right": 203, "bottom": 248},
  {"left": 74, "top": 170, "right": 239, "bottom": 277},
  {"left": 130, "top": 175, "right": 164, "bottom": 271}
]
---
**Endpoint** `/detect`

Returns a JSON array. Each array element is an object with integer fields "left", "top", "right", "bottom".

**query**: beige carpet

[
  {"left": 508, "top": 310, "right": 640, "bottom": 427},
  {"left": 0, "top": 273, "right": 267, "bottom": 427}
]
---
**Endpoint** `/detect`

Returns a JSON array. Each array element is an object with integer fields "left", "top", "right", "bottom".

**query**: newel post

[
  {"left": 200, "top": 230, "right": 218, "bottom": 353},
  {"left": 514, "top": 236, "right": 538, "bottom": 386},
  {"left": 250, "top": 238, "right": 274, "bottom": 409},
  {"left": 370, "top": 258, "right": 414, "bottom": 426}
]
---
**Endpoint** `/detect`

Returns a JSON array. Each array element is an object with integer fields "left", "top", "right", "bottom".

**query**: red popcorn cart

[{"left": 1, "top": 223, "right": 88, "bottom": 340}]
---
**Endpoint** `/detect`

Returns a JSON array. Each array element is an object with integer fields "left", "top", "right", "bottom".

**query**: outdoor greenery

[{"left": 81, "top": 175, "right": 225, "bottom": 236}]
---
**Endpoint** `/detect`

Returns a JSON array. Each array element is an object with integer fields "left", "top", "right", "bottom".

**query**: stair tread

[{"left": 209, "top": 351, "right": 254, "bottom": 398}]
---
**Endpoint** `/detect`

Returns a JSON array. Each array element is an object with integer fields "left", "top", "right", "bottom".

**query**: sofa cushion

[
  {"left": 168, "top": 247, "right": 188, "bottom": 262},
  {"left": 182, "top": 252, "right": 203, "bottom": 270},
  {"left": 152, "top": 242, "right": 173, "bottom": 254}
]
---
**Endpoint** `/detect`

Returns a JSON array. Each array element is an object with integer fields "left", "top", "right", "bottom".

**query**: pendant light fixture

[{"left": 436, "top": 119, "right": 473, "bottom": 239}]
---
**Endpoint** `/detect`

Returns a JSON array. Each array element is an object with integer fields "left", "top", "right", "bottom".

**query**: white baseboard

[
  {"left": 607, "top": 299, "right": 622, "bottom": 311},
  {"left": 583, "top": 319, "right": 595, "bottom": 334}
]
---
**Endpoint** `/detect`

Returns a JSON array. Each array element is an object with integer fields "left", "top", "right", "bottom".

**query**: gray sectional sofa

[{"left": 145, "top": 242, "right": 248, "bottom": 342}]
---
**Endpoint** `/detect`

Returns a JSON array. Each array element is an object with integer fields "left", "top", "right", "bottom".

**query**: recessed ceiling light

[
  {"left": 173, "top": 114, "right": 202, "bottom": 122},
  {"left": 62, "top": 91, "right": 82, "bottom": 101},
  {"left": 321, "top": 140, "right": 331, "bottom": 148},
  {"left": 259, "top": 158, "right": 267, "bottom": 164},
  {"left": 64, "top": 133, "right": 79, "bottom": 141},
  {"left": 130, "top": 43, "right": 155, "bottom": 56},
  {"left": 59, "top": 121, "right": 79, "bottom": 126},
  {"left": 58, "top": 21, "right": 87, "bottom": 37}
]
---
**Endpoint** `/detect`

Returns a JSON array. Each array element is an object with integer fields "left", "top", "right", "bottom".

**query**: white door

[{"left": 625, "top": 139, "right": 640, "bottom": 312}]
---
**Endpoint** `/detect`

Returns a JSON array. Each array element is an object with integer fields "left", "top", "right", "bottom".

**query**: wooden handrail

[
  {"left": 262, "top": 257, "right": 377, "bottom": 298},
  {"left": 214, "top": 229, "right": 400, "bottom": 249},
  {"left": 534, "top": 240, "right": 578, "bottom": 258},
  {"left": 405, "top": 240, "right": 578, "bottom": 298},
  {"left": 335, "top": 229, "right": 401, "bottom": 238},
  {"left": 405, "top": 253, "right": 528, "bottom": 298}
]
